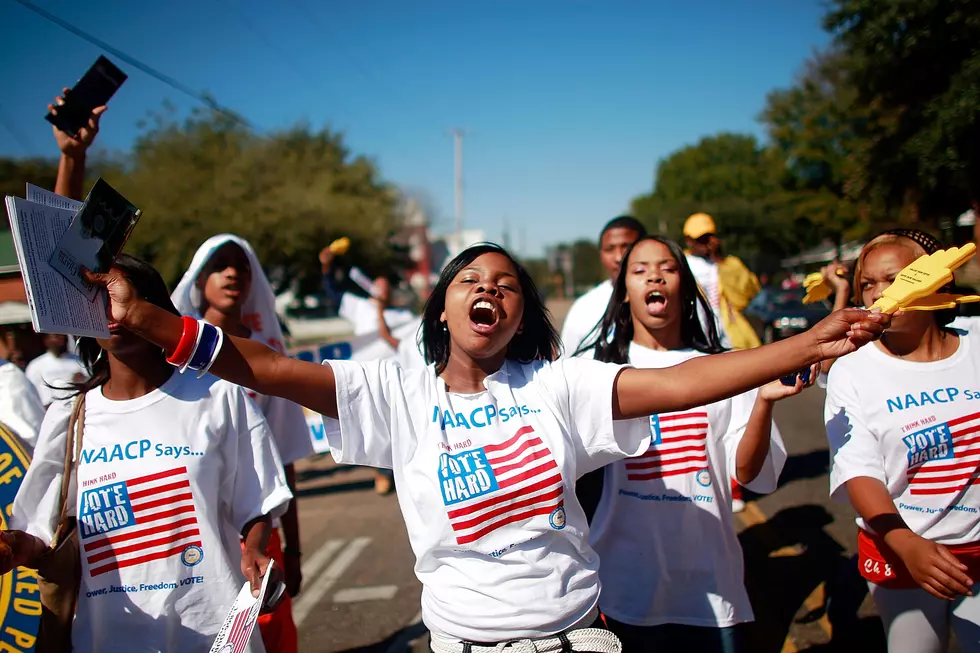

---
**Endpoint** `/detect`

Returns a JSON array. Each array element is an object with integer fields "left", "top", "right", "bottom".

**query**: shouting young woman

[{"left": 82, "top": 243, "right": 887, "bottom": 652}]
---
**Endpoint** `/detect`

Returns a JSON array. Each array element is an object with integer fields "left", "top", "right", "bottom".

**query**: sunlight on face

[{"left": 440, "top": 252, "right": 525, "bottom": 361}]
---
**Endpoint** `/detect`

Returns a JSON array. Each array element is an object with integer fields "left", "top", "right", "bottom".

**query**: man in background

[
  {"left": 560, "top": 216, "right": 646, "bottom": 355},
  {"left": 25, "top": 334, "right": 85, "bottom": 408},
  {"left": 683, "top": 213, "right": 761, "bottom": 351}
]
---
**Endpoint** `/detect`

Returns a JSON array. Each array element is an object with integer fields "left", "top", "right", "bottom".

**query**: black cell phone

[{"left": 45, "top": 56, "right": 127, "bottom": 136}]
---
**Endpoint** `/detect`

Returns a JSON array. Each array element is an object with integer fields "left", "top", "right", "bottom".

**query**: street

[{"left": 290, "top": 388, "right": 894, "bottom": 653}]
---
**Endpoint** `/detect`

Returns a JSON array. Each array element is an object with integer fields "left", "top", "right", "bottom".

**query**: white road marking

[
  {"left": 301, "top": 538, "right": 346, "bottom": 581},
  {"left": 333, "top": 584, "right": 399, "bottom": 603},
  {"left": 293, "top": 536, "right": 371, "bottom": 626}
]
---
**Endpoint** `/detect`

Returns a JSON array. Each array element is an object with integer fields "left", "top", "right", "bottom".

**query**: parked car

[{"left": 745, "top": 286, "right": 831, "bottom": 343}]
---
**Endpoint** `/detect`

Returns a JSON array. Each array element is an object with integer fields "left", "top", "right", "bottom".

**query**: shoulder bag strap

[{"left": 54, "top": 395, "right": 85, "bottom": 542}]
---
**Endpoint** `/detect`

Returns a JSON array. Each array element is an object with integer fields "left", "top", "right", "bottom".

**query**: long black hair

[
  {"left": 420, "top": 243, "right": 560, "bottom": 373},
  {"left": 575, "top": 235, "right": 727, "bottom": 364},
  {"left": 70, "top": 254, "right": 182, "bottom": 395}
]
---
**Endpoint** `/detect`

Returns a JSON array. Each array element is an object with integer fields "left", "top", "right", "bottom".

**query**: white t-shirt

[
  {"left": 560, "top": 280, "right": 613, "bottom": 356},
  {"left": 323, "top": 357, "right": 649, "bottom": 642},
  {"left": 339, "top": 293, "right": 417, "bottom": 337},
  {"left": 686, "top": 256, "right": 721, "bottom": 311},
  {"left": 25, "top": 351, "right": 87, "bottom": 407},
  {"left": 0, "top": 359, "right": 45, "bottom": 452},
  {"left": 826, "top": 319, "right": 980, "bottom": 544},
  {"left": 11, "top": 372, "right": 292, "bottom": 653},
  {"left": 590, "top": 344, "right": 786, "bottom": 628}
]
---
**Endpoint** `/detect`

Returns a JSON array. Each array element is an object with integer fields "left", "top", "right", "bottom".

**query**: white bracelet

[{"left": 180, "top": 319, "right": 206, "bottom": 374}]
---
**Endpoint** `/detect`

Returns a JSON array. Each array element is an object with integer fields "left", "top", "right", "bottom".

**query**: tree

[
  {"left": 630, "top": 133, "right": 790, "bottom": 271},
  {"left": 649, "top": 133, "right": 779, "bottom": 205},
  {"left": 115, "top": 108, "right": 404, "bottom": 294},
  {"left": 0, "top": 159, "right": 58, "bottom": 202},
  {"left": 760, "top": 49, "right": 878, "bottom": 245},
  {"left": 826, "top": 0, "right": 980, "bottom": 218},
  {"left": 569, "top": 240, "right": 604, "bottom": 290}
]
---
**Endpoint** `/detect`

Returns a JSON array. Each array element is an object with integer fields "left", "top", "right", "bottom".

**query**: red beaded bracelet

[{"left": 166, "top": 315, "right": 199, "bottom": 367}]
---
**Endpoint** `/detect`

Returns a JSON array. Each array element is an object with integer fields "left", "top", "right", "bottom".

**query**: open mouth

[
  {"left": 644, "top": 289, "right": 668, "bottom": 316},
  {"left": 469, "top": 298, "right": 499, "bottom": 333}
]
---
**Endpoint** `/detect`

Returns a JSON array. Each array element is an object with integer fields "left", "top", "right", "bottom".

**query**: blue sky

[{"left": 0, "top": 0, "right": 830, "bottom": 257}]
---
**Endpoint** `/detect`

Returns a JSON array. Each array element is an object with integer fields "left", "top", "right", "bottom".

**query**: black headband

[{"left": 878, "top": 228, "right": 944, "bottom": 255}]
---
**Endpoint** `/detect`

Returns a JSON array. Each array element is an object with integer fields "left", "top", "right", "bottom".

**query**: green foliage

[
  {"left": 760, "top": 49, "right": 874, "bottom": 243},
  {"left": 825, "top": 0, "right": 980, "bottom": 215},
  {"left": 113, "top": 107, "right": 404, "bottom": 292},
  {"left": 631, "top": 134, "right": 792, "bottom": 272},
  {"left": 568, "top": 240, "right": 604, "bottom": 289},
  {"left": 650, "top": 133, "right": 779, "bottom": 204},
  {"left": 0, "top": 158, "right": 58, "bottom": 205}
]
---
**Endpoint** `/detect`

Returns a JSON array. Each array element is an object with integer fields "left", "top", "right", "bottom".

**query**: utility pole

[
  {"left": 450, "top": 128, "right": 465, "bottom": 245},
  {"left": 502, "top": 216, "right": 511, "bottom": 251}
]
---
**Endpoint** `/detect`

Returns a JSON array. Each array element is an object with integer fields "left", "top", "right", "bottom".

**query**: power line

[{"left": 10, "top": 0, "right": 255, "bottom": 131}]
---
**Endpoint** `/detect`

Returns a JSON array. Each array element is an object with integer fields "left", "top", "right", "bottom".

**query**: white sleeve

[
  {"left": 261, "top": 395, "right": 315, "bottom": 465},
  {"left": 221, "top": 388, "right": 293, "bottom": 530},
  {"left": 0, "top": 366, "right": 45, "bottom": 451},
  {"left": 9, "top": 400, "right": 74, "bottom": 544},
  {"left": 825, "top": 367, "right": 886, "bottom": 502},
  {"left": 549, "top": 358, "right": 650, "bottom": 475},
  {"left": 723, "top": 389, "right": 787, "bottom": 494},
  {"left": 327, "top": 359, "right": 400, "bottom": 468}
]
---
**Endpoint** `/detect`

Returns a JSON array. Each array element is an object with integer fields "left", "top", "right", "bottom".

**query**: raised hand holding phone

[{"left": 45, "top": 55, "right": 126, "bottom": 140}]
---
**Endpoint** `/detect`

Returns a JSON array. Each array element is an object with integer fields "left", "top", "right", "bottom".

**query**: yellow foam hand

[
  {"left": 803, "top": 283, "right": 832, "bottom": 304},
  {"left": 802, "top": 269, "right": 848, "bottom": 305},
  {"left": 902, "top": 293, "right": 980, "bottom": 311},
  {"left": 328, "top": 237, "right": 350, "bottom": 255},
  {"left": 870, "top": 244, "right": 977, "bottom": 314},
  {"left": 804, "top": 272, "right": 824, "bottom": 289}
]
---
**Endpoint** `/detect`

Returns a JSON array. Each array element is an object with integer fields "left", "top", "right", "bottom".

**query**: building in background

[{"left": 0, "top": 231, "right": 43, "bottom": 368}]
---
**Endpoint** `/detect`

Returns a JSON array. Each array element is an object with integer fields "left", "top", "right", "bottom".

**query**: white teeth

[{"left": 474, "top": 300, "right": 495, "bottom": 312}]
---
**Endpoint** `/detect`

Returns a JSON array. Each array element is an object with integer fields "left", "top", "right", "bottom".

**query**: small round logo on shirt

[
  {"left": 549, "top": 506, "right": 566, "bottom": 530},
  {"left": 696, "top": 469, "right": 712, "bottom": 488},
  {"left": 181, "top": 545, "right": 204, "bottom": 567}
]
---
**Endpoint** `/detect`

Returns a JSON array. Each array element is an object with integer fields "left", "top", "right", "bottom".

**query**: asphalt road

[{"left": 288, "top": 386, "right": 905, "bottom": 653}]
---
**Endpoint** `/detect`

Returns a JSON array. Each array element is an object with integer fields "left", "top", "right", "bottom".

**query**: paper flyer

[
  {"left": 47, "top": 178, "right": 141, "bottom": 302},
  {"left": 4, "top": 195, "right": 110, "bottom": 338},
  {"left": 209, "top": 560, "right": 274, "bottom": 653},
  {"left": 26, "top": 183, "right": 84, "bottom": 212}
]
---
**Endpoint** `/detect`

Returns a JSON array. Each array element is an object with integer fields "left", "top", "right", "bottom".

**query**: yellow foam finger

[
  {"left": 903, "top": 293, "right": 980, "bottom": 311},
  {"left": 870, "top": 244, "right": 977, "bottom": 314},
  {"left": 329, "top": 237, "right": 350, "bottom": 255}
]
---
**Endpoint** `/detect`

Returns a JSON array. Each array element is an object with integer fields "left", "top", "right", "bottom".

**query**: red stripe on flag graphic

[
  {"left": 626, "top": 411, "right": 709, "bottom": 481},
  {"left": 444, "top": 426, "right": 563, "bottom": 545},
  {"left": 81, "top": 466, "right": 201, "bottom": 577},
  {"left": 906, "top": 412, "right": 980, "bottom": 495}
]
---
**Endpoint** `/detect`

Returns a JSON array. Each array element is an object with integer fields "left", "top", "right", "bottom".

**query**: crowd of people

[{"left": 0, "top": 86, "right": 976, "bottom": 653}]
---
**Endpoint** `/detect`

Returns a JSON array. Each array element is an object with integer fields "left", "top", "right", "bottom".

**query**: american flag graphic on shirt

[
  {"left": 79, "top": 466, "right": 202, "bottom": 577},
  {"left": 439, "top": 425, "right": 564, "bottom": 545},
  {"left": 222, "top": 601, "right": 261, "bottom": 653},
  {"left": 905, "top": 411, "right": 980, "bottom": 496},
  {"left": 625, "top": 411, "right": 709, "bottom": 481}
]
